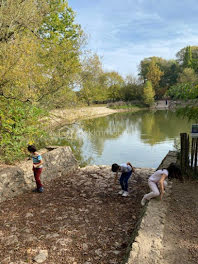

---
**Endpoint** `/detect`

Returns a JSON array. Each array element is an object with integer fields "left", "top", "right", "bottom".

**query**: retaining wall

[
  {"left": 126, "top": 151, "right": 178, "bottom": 264},
  {"left": 0, "top": 146, "right": 78, "bottom": 203}
]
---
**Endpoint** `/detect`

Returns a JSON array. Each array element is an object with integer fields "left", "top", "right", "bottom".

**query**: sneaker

[
  {"left": 118, "top": 190, "right": 124, "bottom": 195},
  {"left": 141, "top": 197, "right": 147, "bottom": 206},
  {"left": 38, "top": 187, "right": 44, "bottom": 193},
  {"left": 32, "top": 188, "right": 38, "bottom": 193},
  {"left": 122, "top": 191, "right": 129, "bottom": 197}
]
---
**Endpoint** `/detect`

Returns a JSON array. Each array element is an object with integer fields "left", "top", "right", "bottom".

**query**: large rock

[
  {"left": 0, "top": 146, "right": 78, "bottom": 203},
  {"left": 0, "top": 166, "right": 26, "bottom": 202}
]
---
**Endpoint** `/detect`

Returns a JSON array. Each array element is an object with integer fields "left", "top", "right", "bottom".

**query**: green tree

[
  {"left": 176, "top": 46, "right": 198, "bottom": 72},
  {"left": 177, "top": 68, "right": 198, "bottom": 84},
  {"left": 0, "top": 0, "right": 83, "bottom": 105},
  {"left": 183, "top": 46, "right": 193, "bottom": 68},
  {"left": 121, "top": 75, "right": 143, "bottom": 100},
  {"left": 106, "top": 71, "right": 124, "bottom": 101},
  {"left": 79, "top": 54, "right": 105, "bottom": 105},
  {"left": 143, "top": 81, "right": 155, "bottom": 106},
  {"left": 0, "top": 0, "right": 84, "bottom": 161},
  {"left": 168, "top": 83, "right": 198, "bottom": 99},
  {"left": 139, "top": 56, "right": 170, "bottom": 98},
  {"left": 0, "top": 98, "right": 46, "bottom": 163},
  {"left": 146, "top": 58, "right": 164, "bottom": 98}
]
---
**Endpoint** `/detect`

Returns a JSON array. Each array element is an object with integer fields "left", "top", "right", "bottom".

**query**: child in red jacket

[{"left": 28, "top": 145, "right": 44, "bottom": 193}]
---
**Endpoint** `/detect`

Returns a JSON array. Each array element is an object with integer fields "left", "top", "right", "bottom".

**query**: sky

[{"left": 69, "top": 0, "right": 198, "bottom": 77}]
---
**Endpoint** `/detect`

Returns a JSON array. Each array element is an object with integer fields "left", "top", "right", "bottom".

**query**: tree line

[{"left": 0, "top": 0, "right": 198, "bottom": 162}]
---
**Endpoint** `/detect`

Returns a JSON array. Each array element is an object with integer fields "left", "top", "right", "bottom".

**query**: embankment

[{"left": 44, "top": 106, "right": 140, "bottom": 128}]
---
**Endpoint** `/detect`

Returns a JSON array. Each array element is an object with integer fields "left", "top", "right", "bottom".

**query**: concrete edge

[{"left": 125, "top": 151, "right": 178, "bottom": 264}]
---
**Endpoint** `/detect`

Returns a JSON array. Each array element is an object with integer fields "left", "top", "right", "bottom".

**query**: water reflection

[{"left": 66, "top": 110, "right": 192, "bottom": 168}]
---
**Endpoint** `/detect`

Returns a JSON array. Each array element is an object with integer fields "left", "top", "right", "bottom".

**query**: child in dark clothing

[
  {"left": 112, "top": 162, "right": 135, "bottom": 197},
  {"left": 27, "top": 145, "right": 44, "bottom": 193}
]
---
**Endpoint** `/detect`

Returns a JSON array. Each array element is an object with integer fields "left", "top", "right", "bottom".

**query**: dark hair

[
  {"left": 27, "top": 145, "right": 37, "bottom": 153},
  {"left": 112, "top": 163, "right": 120, "bottom": 172},
  {"left": 166, "top": 163, "right": 182, "bottom": 180}
]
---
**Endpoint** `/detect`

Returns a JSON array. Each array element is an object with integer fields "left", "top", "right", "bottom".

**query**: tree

[
  {"left": 79, "top": 54, "right": 106, "bottom": 105},
  {"left": 159, "top": 60, "right": 180, "bottom": 88},
  {"left": 183, "top": 46, "right": 193, "bottom": 68},
  {"left": 121, "top": 74, "right": 143, "bottom": 100},
  {"left": 168, "top": 83, "right": 198, "bottom": 99},
  {"left": 177, "top": 68, "right": 198, "bottom": 84},
  {"left": 36, "top": 0, "right": 84, "bottom": 107},
  {"left": 105, "top": 71, "right": 124, "bottom": 101},
  {"left": 0, "top": 0, "right": 84, "bottom": 161},
  {"left": 146, "top": 58, "right": 164, "bottom": 98},
  {"left": 0, "top": 0, "right": 46, "bottom": 101},
  {"left": 176, "top": 46, "right": 198, "bottom": 72},
  {"left": 139, "top": 57, "right": 167, "bottom": 98},
  {"left": 0, "top": 0, "right": 84, "bottom": 105},
  {"left": 143, "top": 81, "right": 155, "bottom": 106}
]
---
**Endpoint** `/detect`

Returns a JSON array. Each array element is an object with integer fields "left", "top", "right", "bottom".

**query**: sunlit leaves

[
  {"left": 143, "top": 81, "right": 155, "bottom": 106},
  {"left": 0, "top": 98, "right": 46, "bottom": 163}
]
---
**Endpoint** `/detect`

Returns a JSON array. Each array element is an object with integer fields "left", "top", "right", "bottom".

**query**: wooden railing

[{"left": 180, "top": 133, "right": 198, "bottom": 178}]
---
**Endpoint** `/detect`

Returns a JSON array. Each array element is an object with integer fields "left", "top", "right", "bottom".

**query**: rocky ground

[{"left": 0, "top": 166, "right": 155, "bottom": 264}]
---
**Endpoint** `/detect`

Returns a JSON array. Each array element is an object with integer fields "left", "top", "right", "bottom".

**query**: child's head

[
  {"left": 112, "top": 163, "right": 120, "bottom": 172},
  {"left": 27, "top": 145, "right": 37, "bottom": 153},
  {"left": 166, "top": 163, "right": 182, "bottom": 180}
]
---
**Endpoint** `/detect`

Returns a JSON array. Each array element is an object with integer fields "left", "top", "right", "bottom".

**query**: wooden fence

[{"left": 180, "top": 133, "right": 198, "bottom": 178}]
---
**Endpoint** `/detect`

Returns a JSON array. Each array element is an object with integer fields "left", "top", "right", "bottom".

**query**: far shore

[
  {"left": 44, "top": 100, "right": 184, "bottom": 129},
  {"left": 45, "top": 105, "right": 141, "bottom": 128}
]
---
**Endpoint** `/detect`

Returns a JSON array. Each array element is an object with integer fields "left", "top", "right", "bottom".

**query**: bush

[{"left": 0, "top": 99, "right": 47, "bottom": 163}]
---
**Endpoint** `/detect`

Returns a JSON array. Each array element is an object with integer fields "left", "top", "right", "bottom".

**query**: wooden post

[
  {"left": 194, "top": 138, "right": 198, "bottom": 174},
  {"left": 180, "top": 133, "right": 190, "bottom": 178},
  {"left": 191, "top": 138, "right": 195, "bottom": 168}
]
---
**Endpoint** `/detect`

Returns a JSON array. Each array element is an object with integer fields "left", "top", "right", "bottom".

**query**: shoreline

[{"left": 45, "top": 106, "right": 141, "bottom": 128}]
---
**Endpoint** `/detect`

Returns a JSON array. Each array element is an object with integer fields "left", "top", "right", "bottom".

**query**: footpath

[
  {"left": 161, "top": 180, "right": 198, "bottom": 264},
  {"left": 127, "top": 179, "right": 198, "bottom": 264}
]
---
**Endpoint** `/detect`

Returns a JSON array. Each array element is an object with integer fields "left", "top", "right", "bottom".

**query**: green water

[{"left": 60, "top": 110, "right": 192, "bottom": 168}]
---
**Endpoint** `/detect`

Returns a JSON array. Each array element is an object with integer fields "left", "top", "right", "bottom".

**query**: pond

[{"left": 61, "top": 110, "right": 192, "bottom": 168}]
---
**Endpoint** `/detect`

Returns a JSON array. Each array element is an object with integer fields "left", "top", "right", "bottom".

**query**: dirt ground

[
  {"left": 162, "top": 180, "right": 198, "bottom": 264},
  {"left": 0, "top": 167, "right": 153, "bottom": 264}
]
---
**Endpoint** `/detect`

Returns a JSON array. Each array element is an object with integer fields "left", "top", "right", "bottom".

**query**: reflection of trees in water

[
  {"left": 140, "top": 110, "right": 192, "bottom": 145},
  {"left": 39, "top": 127, "right": 91, "bottom": 166},
  {"left": 80, "top": 115, "right": 127, "bottom": 155},
  {"left": 60, "top": 110, "right": 192, "bottom": 160}
]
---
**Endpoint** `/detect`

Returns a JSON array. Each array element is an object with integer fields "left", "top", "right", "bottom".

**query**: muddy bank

[{"left": 45, "top": 106, "right": 140, "bottom": 128}]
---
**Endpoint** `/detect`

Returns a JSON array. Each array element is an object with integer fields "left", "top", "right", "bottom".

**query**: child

[
  {"left": 27, "top": 145, "right": 44, "bottom": 193},
  {"left": 112, "top": 162, "right": 135, "bottom": 197},
  {"left": 141, "top": 163, "right": 181, "bottom": 205}
]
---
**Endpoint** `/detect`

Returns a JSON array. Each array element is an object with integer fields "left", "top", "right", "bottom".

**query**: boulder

[
  {"left": 0, "top": 166, "right": 26, "bottom": 202},
  {"left": 0, "top": 146, "right": 78, "bottom": 203}
]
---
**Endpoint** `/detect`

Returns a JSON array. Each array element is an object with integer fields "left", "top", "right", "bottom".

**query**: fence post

[
  {"left": 180, "top": 133, "right": 189, "bottom": 178},
  {"left": 194, "top": 138, "right": 198, "bottom": 174}
]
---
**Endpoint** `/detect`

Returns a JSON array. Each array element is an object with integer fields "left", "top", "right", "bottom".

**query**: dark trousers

[
  {"left": 120, "top": 171, "right": 132, "bottom": 191},
  {"left": 33, "top": 167, "right": 43, "bottom": 189}
]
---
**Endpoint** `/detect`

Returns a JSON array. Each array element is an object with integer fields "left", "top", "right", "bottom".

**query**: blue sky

[{"left": 69, "top": 0, "right": 198, "bottom": 77}]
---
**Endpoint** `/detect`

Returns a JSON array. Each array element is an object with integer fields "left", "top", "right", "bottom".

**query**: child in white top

[{"left": 141, "top": 163, "right": 181, "bottom": 205}]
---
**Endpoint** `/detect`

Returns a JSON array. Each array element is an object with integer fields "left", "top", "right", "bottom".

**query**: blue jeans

[{"left": 120, "top": 171, "right": 132, "bottom": 191}]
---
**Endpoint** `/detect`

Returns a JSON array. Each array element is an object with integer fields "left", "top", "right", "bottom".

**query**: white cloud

[{"left": 71, "top": 0, "right": 198, "bottom": 76}]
